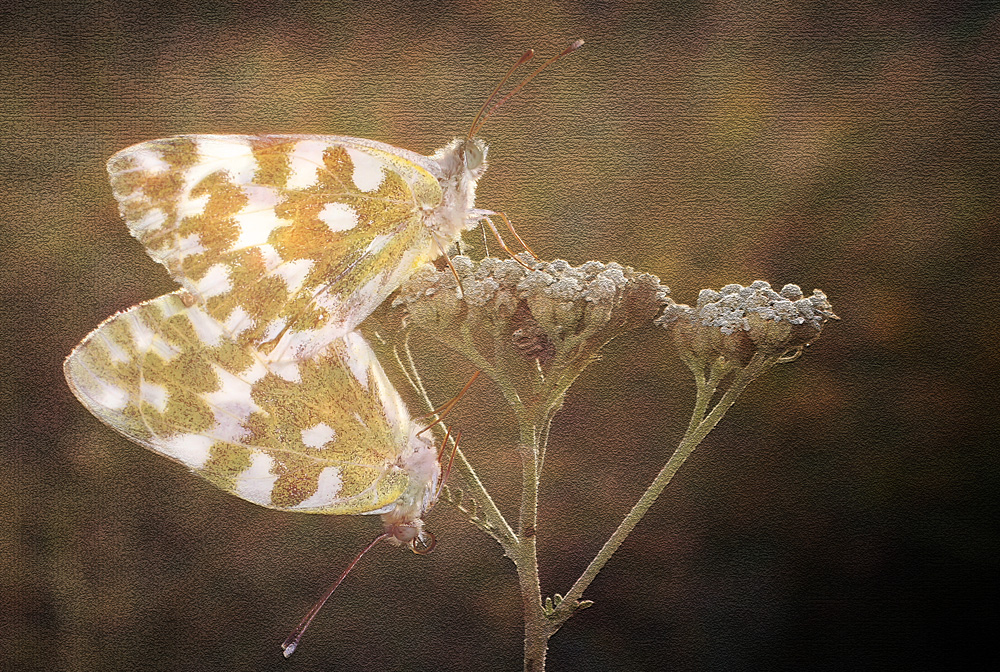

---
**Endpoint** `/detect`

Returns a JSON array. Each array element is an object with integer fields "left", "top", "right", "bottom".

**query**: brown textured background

[{"left": 3, "top": 1, "right": 997, "bottom": 670}]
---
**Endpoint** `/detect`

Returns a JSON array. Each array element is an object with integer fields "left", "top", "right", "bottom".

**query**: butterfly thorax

[
  {"left": 426, "top": 137, "right": 489, "bottom": 250},
  {"left": 380, "top": 436, "right": 440, "bottom": 546}
]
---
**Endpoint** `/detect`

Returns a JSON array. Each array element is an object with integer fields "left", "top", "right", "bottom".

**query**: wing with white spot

[
  {"left": 64, "top": 291, "right": 417, "bottom": 515},
  {"left": 107, "top": 134, "right": 445, "bottom": 360}
]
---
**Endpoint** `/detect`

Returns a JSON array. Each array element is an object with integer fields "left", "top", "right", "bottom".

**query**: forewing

[
  {"left": 107, "top": 135, "right": 444, "bottom": 360},
  {"left": 64, "top": 291, "right": 412, "bottom": 514}
]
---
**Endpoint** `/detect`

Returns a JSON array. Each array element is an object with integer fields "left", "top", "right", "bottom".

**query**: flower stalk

[{"left": 393, "top": 260, "right": 837, "bottom": 671}]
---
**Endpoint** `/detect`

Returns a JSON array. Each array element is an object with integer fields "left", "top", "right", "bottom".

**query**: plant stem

[
  {"left": 550, "top": 352, "right": 779, "bottom": 629},
  {"left": 515, "top": 416, "right": 547, "bottom": 671},
  {"left": 452, "top": 447, "right": 518, "bottom": 546},
  {"left": 396, "top": 336, "right": 516, "bottom": 545}
]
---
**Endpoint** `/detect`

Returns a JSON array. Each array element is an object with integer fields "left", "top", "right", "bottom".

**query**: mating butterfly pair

[
  {"left": 63, "top": 130, "right": 488, "bottom": 552},
  {"left": 64, "top": 41, "right": 583, "bottom": 655}
]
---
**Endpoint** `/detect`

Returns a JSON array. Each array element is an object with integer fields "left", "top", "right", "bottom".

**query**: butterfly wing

[
  {"left": 64, "top": 291, "right": 415, "bottom": 514},
  {"left": 107, "top": 135, "right": 445, "bottom": 360}
]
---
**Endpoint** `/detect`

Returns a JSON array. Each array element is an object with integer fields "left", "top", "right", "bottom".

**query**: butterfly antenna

[
  {"left": 420, "top": 370, "right": 481, "bottom": 436},
  {"left": 468, "top": 49, "right": 536, "bottom": 140},
  {"left": 281, "top": 533, "right": 388, "bottom": 658},
  {"left": 470, "top": 39, "right": 584, "bottom": 138}
]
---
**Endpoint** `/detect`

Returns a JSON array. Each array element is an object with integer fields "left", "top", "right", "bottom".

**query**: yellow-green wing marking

[
  {"left": 106, "top": 135, "right": 449, "bottom": 360},
  {"left": 64, "top": 291, "right": 420, "bottom": 514}
]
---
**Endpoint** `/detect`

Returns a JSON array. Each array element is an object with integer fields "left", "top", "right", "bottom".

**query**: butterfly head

[
  {"left": 426, "top": 137, "right": 489, "bottom": 246},
  {"left": 432, "top": 136, "right": 489, "bottom": 183}
]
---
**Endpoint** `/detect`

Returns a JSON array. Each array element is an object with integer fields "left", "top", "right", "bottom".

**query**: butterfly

[
  {"left": 63, "top": 290, "right": 442, "bottom": 551},
  {"left": 105, "top": 40, "right": 583, "bottom": 365},
  {"left": 67, "top": 42, "right": 582, "bottom": 654}
]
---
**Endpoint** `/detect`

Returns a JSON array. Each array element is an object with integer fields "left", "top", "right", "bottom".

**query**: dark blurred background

[{"left": 3, "top": 1, "right": 997, "bottom": 670}]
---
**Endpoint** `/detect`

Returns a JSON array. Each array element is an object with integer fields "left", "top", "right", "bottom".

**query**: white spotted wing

[
  {"left": 64, "top": 290, "right": 437, "bottom": 516},
  {"left": 107, "top": 134, "right": 487, "bottom": 361}
]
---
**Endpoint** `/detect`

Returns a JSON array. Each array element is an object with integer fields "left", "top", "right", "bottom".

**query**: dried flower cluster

[
  {"left": 656, "top": 280, "right": 838, "bottom": 365},
  {"left": 393, "top": 255, "right": 670, "bottom": 413}
]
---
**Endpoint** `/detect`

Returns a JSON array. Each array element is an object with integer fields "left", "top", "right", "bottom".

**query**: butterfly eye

[{"left": 463, "top": 143, "right": 485, "bottom": 170}]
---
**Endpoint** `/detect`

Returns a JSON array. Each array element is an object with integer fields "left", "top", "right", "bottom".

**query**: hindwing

[{"left": 64, "top": 291, "right": 418, "bottom": 514}]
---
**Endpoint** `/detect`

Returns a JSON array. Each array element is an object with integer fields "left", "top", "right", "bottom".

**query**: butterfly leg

[
  {"left": 477, "top": 212, "right": 534, "bottom": 269},
  {"left": 496, "top": 211, "right": 540, "bottom": 260},
  {"left": 418, "top": 370, "right": 481, "bottom": 436},
  {"left": 433, "top": 237, "right": 468, "bottom": 298}
]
